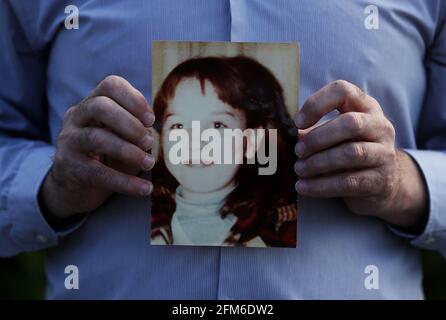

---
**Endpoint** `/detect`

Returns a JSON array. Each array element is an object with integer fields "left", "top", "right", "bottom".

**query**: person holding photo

[
  {"left": 151, "top": 56, "right": 297, "bottom": 247},
  {"left": 1, "top": 1, "right": 445, "bottom": 299}
]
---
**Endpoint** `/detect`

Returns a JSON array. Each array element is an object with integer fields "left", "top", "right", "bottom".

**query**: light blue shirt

[{"left": 1, "top": 0, "right": 445, "bottom": 299}]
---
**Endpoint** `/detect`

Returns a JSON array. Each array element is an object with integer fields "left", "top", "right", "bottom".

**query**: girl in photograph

[{"left": 151, "top": 56, "right": 297, "bottom": 247}]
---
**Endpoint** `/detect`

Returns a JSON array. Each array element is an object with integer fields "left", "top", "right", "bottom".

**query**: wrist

[
  {"left": 382, "top": 150, "right": 428, "bottom": 233},
  {"left": 39, "top": 168, "right": 78, "bottom": 222}
]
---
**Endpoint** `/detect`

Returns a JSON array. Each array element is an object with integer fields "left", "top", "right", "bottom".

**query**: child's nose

[{"left": 183, "top": 127, "right": 206, "bottom": 163}]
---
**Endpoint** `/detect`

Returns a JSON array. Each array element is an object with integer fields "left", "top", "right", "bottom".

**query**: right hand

[{"left": 40, "top": 75, "right": 155, "bottom": 220}]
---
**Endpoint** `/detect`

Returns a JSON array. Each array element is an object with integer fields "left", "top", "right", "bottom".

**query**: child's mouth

[{"left": 181, "top": 159, "right": 214, "bottom": 167}]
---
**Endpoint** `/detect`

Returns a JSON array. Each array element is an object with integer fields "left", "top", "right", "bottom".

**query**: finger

[
  {"left": 295, "top": 142, "right": 390, "bottom": 177},
  {"left": 296, "top": 112, "right": 395, "bottom": 158},
  {"left": 296, "top": 121, "right": 328, "bottom": 156},
  {"left": 91, "top": 75, "right": 154, "bottom": 127},
  {"left": 73, "top": 127, "right": 154, "bottom": 171},
  {"left": 295, "top": 169, "right": 383, "bottom": 198},
  {"left": 295, "top": 80, "right": 382, "bottom": 129},
  {"left": 73, "top": 96, "right": 153, "bottom": 151},
  {"left": 79, "top": 159, "right": 153, "bottom": 196},
  {"left": 297, "top": 119, "right": 329, "bottom": 140}
]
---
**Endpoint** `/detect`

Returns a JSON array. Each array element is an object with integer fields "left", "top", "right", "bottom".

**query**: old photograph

[{"left": 150, "top": 41, "right": 299, "bottom": 247}]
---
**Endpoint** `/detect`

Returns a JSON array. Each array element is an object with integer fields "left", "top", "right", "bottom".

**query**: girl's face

[{"left": 162, "top": 78, "right": 246, "bottom": 194}]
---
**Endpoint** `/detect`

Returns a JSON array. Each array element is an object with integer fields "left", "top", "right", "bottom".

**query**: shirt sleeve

[
  {"left": 398, "top": 3, "right": 446, "bottom": 256},
  {"left": 0, "top": 1, "right": 84, "bottom": 257}
]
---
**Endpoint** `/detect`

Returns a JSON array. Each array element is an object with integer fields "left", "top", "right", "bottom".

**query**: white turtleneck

[{"left": 171, "top": 184, "right": 237, "bottom": 246}]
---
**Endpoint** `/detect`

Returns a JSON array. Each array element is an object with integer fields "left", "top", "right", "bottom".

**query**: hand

[
  {"left": 40, "top": 75, "right": 155, "bottom": 220},
  {"left": 295, "top": 80, "right": 428, "bottom": 231}
]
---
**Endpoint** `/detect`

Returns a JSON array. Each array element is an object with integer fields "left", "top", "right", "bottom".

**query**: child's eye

[
  {"left": 170, "top": 123, "right": 183, "bottom": 130},
  {"left": 213, "top": 122, "right": 227, "bottom": 129}
]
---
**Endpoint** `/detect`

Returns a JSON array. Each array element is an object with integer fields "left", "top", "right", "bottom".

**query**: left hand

[{"left": 295, "top": 80, "right": 428, "bottom": 232}]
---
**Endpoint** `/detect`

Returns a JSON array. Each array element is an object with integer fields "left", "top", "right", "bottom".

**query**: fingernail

[
  {"left": 296, "top": 180, "right": 308, "bottom": 193},
  {"left": 142, "top": 155, "right": 154, "bottom": 170},
  {"left": 295, "top": 113, "right": 305, "bottom": 128},
  {"left": 296, "top": 142, "right": 306, "bottom": 157},
  {"left": 140, "top": 134, "right": 152, "bottom": 150},
  {"left": 140, "top": 183, "right": 152, "bottom": 196},
  {"left": 295, "top": 161, "right": 305, "bottom": 175},
  {"left": 142, "top": 112, "right": 155, "bottom": 127}
]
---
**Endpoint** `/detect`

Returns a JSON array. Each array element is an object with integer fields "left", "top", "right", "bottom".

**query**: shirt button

[{"left": 36, "top": 234, "right": 48, "bottom": 244}]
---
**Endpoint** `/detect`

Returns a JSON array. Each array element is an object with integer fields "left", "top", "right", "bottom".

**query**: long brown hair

[{"left": 151, "top": 56, "right": 297, "bottom": 247}]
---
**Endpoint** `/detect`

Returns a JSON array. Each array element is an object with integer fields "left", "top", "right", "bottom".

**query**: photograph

[
  {"left": 150, "top": 41, "right": 299, "bottom": 247},
  {"left": 2, "top": 0, "right": 445, "bottom": 303}
]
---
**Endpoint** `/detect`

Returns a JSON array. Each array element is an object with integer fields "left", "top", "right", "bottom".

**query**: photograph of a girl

[{"left": 150, "top": 41, "right": 298, "bottom": 248}]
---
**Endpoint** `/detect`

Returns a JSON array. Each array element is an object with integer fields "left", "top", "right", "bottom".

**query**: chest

[{"left": 27, "top": 0, "right": 439, "bottom": 142}]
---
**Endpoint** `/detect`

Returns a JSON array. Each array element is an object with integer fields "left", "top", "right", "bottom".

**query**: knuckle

[
  {"left": 56, "top": 130, "right": 70, "bottom": 146},
  {"left": 92, "top": 95, "right": 114, "bottom": 112},
  {"left": 63, "top": 106, "right": 76, "bottom": 124},
  {"left": 383, "top": 119, "right": 396, "bottom": 139},
  {"left": 332, "top": 80, "right": 352, "bottom": 94},
  {"left": 348, "top": 143, "right": 367, "bottom": 162},
  {"left": 340, "top": 175, "right": 359, "bottom": 193},
  {"left": 344, "top": 112, "right": 365, "bottom": 133},
  {"left": 52, "top": 151, "right": 66, "bottom": 175},
  {"left": 57, "top": 125, "right": 78, "bottom": 147},
  {"left": 342, "top": 144, "right": 354, "bottom": 160},
  {"left": 354, "top": 85, "right": 367, "bottom": 99},
  {"left": 53, "top": 150, "right": 63, "bottom": 165},
  {"left": 56, "top": 132, "right": 77, "bottom": 154},
  {"left": 100, "top": 75, "right": 123, "bottom": 92},
  {"left": 388, "top": 148, "right": 397, "bottom": 163},
  {"left": 360, "top": 176, "right": 374, "bottom": 194},
  {"left": 77, "top": 99, "right": 93, "bottom": 119},
  {"left": 86, "top": 127, "right": 107, "bottom": 150},
  {"left": 347, "top": 174, "right": 373, "bottom": 194},
  {"left": 369, "top": 96, "right": 380, "bottom": 108}
]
